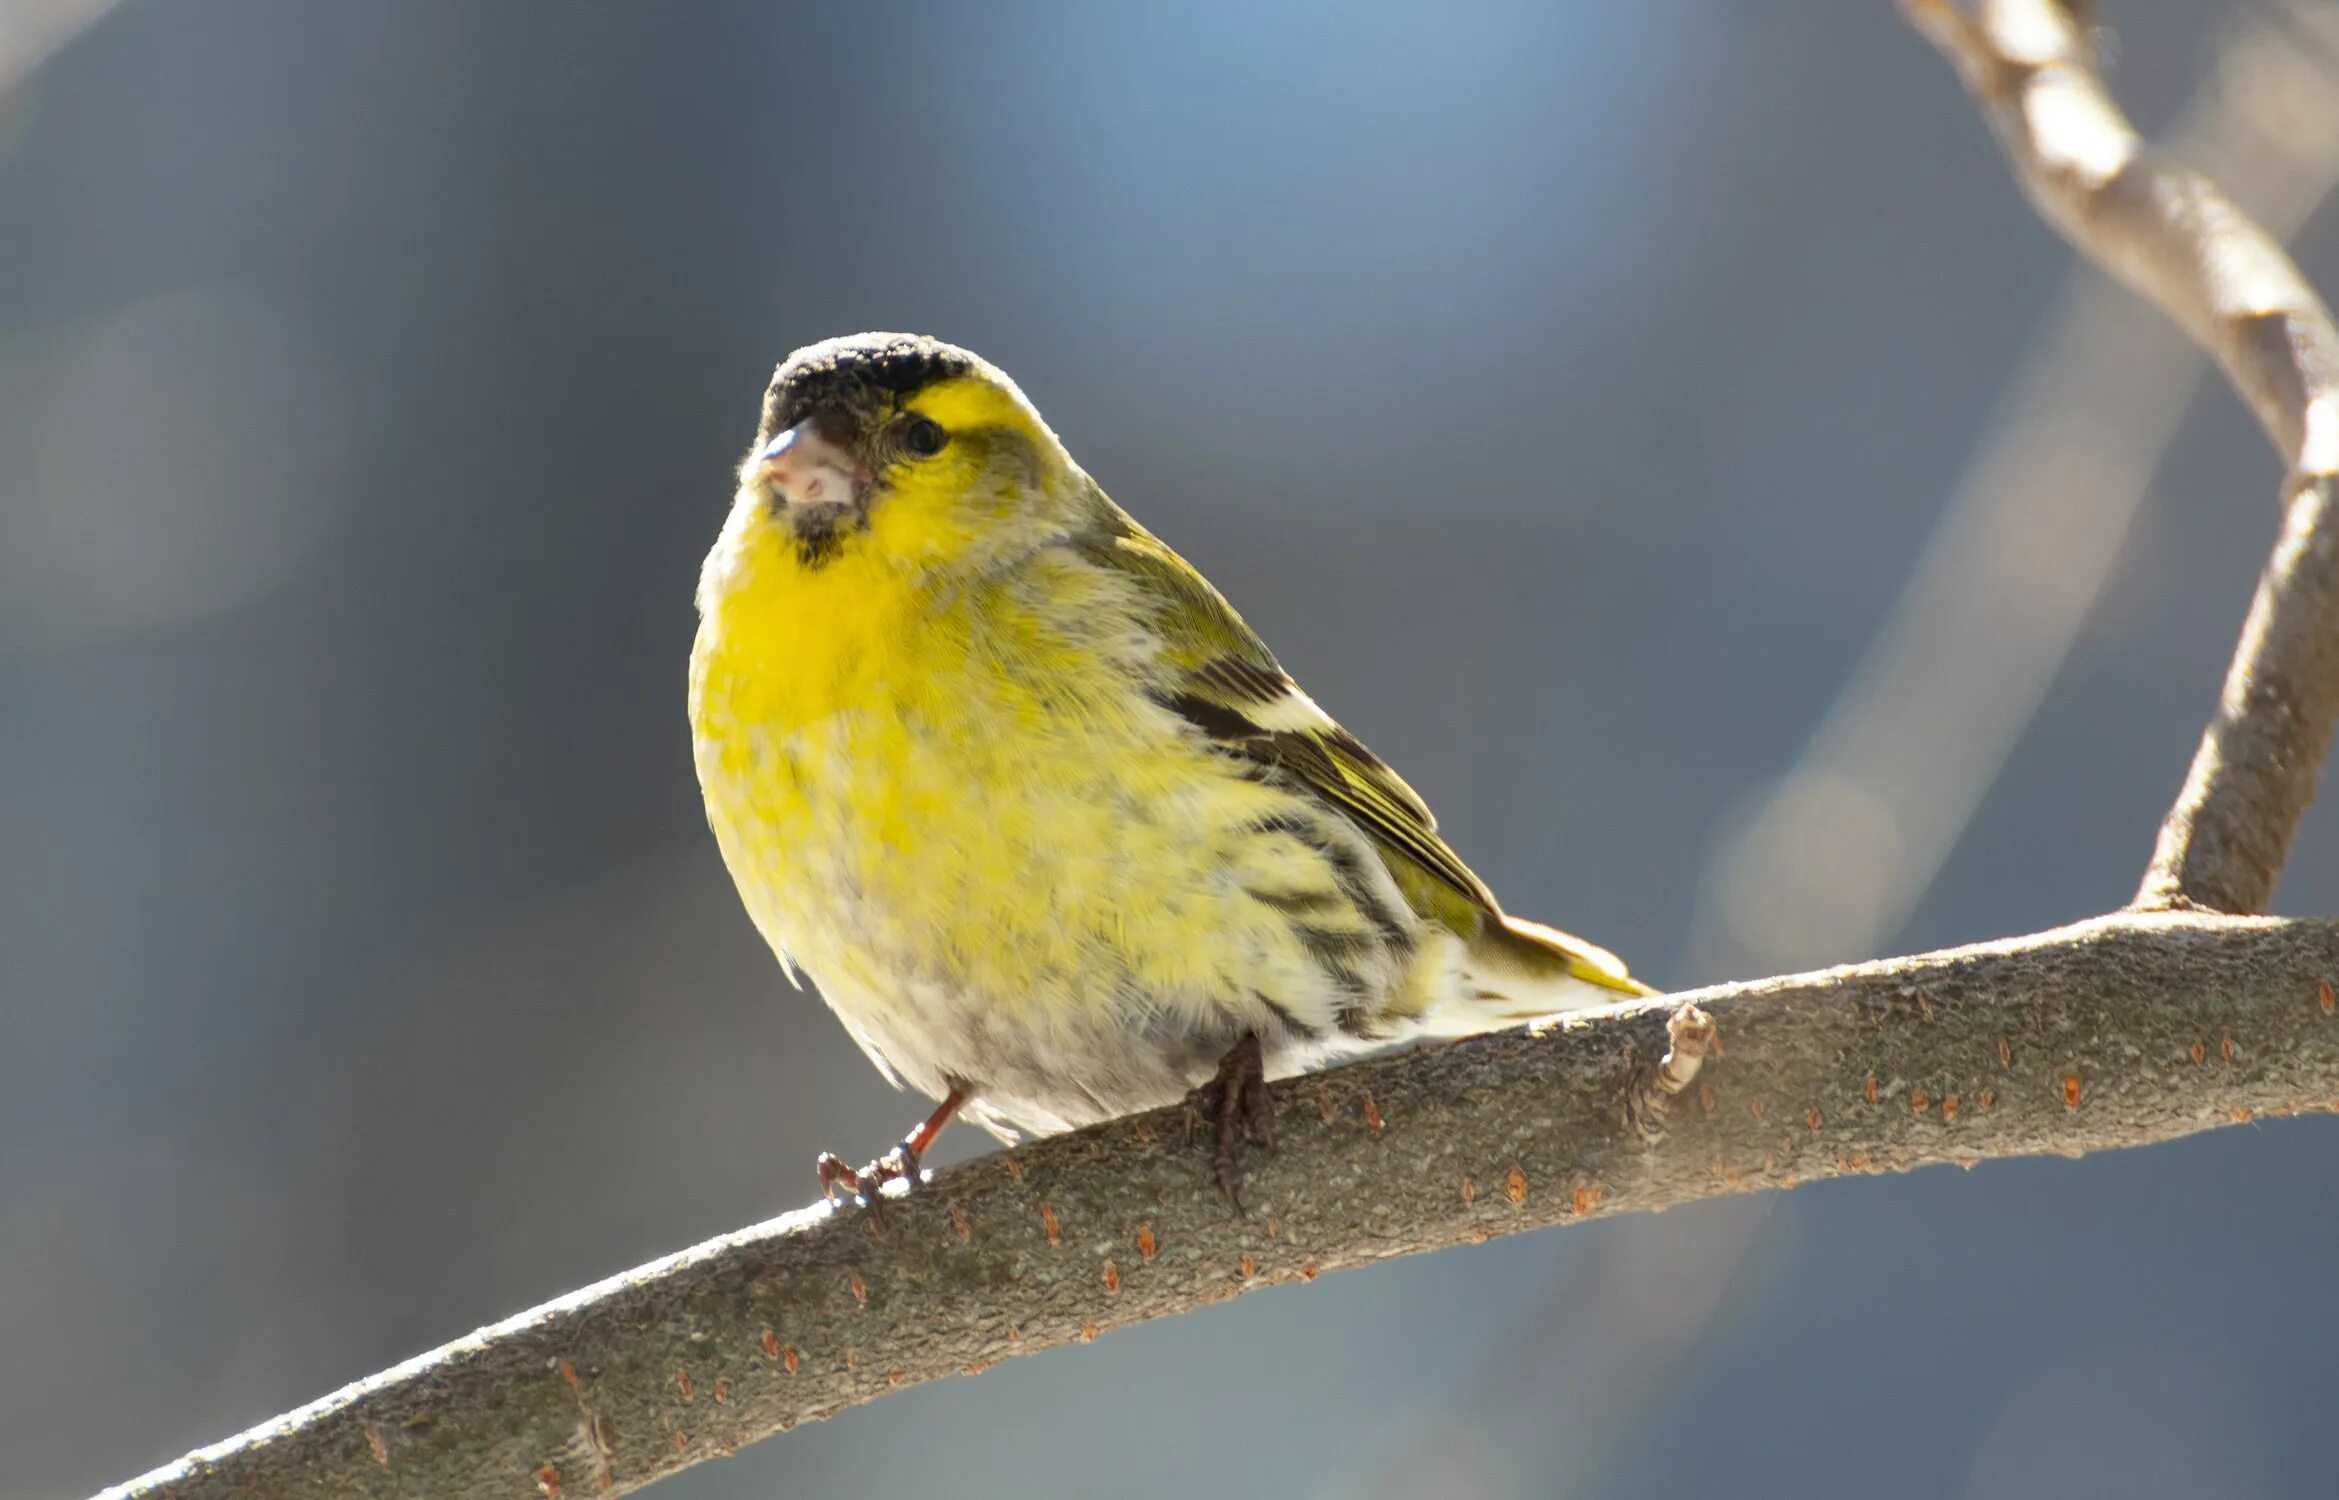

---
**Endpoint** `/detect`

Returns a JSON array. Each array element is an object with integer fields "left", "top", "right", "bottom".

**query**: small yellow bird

[{"left": 690, "top": 333, "right": 1649, "bottom": 1207}]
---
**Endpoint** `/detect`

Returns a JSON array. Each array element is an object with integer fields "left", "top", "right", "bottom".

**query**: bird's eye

[{"left": 902, "top": 417, "right": 947, "bottom": 457}]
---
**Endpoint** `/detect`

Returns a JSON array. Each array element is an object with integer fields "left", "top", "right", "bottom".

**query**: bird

[{"left": 689, "top": 332, "right": 1650, "bottom": 1209}]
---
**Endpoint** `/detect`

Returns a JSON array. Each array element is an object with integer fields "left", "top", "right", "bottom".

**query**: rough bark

[{"left": 99, "top": 913, "right": 2339, "bottom": 1499}]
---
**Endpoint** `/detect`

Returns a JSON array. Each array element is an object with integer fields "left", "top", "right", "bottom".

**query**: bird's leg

[
  {"left": 876, "top": 1086, "right": 968, "bottom": 1184},
  {"left": 816, "top": 1085, "right": 970, "bottom": 1217},
  {"left": 1185, "top": 1032, "right": 1274, "bottom": 1213}
]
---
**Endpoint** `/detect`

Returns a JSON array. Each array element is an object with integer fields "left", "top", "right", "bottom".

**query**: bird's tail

[{"left": 1414, "top": 912, "right": 1655, "bottom": 1036}]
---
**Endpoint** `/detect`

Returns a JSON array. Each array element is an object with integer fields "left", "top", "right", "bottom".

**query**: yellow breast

[{"left": 688, "top": 526, "right": 1306, "bottom": 1032}]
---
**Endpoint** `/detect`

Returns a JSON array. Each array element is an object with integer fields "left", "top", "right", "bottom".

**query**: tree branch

[
  {"left": 1691, "top": 3, "right": 2339, "bottom": 978},
  {"left": 1905, "top": 0, "right": 2339, "bottom": 915},
  {"left": 97, "top": 913, "right": 2339, "bottom": 1500},
  {"left": 87, "top": 7, "right": 2339, "bottom": 1499}
]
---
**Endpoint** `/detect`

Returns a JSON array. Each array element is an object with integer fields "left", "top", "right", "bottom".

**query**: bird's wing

[
  {"left": 1070, "top": 511, "right": 1501, "bottom": 924},
  {"left": 1069, "top": 506, "right": 1647, "bottom": 998}
]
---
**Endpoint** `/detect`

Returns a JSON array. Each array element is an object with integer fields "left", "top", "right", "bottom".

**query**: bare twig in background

[
  {"left": 93, "top": 914, "right": 2339, "bottom": 1500},
  {"left": 86, "top": 4, "right": 2339, "bottom": 1497},
  {"left": 1517, "top": 19, "right": 2339, "bottom": 1477},
  {"left": 1907, "top": 0, "right": 2339, "bottom": 915},
  {"left": 2151, "top": 458, "right": 2339, "bottom": 908},
  {"left": 0, "top": 0, "right": 118, "bottom": 100},
  {"left": 1695, "top": 1, "right": 2339, "bottom": 978}
]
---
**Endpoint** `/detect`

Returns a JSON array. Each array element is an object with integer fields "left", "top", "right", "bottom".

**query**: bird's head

[{"left": 724, "top": 333, "right": 1087, "bottom": 578}]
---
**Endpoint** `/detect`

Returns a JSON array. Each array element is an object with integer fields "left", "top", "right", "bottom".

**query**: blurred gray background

[{"left": 7, "top": 3, "right": 2339, "bottom": 1497}]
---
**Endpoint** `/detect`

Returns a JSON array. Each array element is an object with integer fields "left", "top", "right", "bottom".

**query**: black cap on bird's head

[{"left": 758, "top": 333, "right": 977, "bottom": 450}]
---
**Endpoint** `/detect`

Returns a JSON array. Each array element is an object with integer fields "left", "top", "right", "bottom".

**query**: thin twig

[
  {"left": 0, "top": 0, "right": 121, "bottom": 100},
  {"left": 1691, "top": 1, "right": 2339, "bottom": 976},
  {"left": 1905, "top": 0, "right": 2339, "bottom": 914},
  {"left": 94, "top": 912, "right": 2339, "bottom": 1500}
]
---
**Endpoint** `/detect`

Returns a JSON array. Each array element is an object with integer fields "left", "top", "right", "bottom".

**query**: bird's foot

[
  {"left": 812, "top": 1087, "right": 969, "bottom": 1227},
  {"left": 815, "top": 1141, "right": 924, "bottom": 1226},
  {"left": 1185, "top": 1032, "right": 1274, "bottom": 1213}
]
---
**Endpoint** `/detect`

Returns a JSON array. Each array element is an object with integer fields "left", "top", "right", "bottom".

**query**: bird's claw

[
  {"left": 1185, "top": 1033, "right": 1273, "bottom": 1214},
  {"left": 815, "top": 1142, "right": 925, "bottom": 1227}
]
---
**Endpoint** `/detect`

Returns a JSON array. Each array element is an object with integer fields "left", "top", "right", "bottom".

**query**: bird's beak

[{"left": 752, "top": 422, "right": 868, "bottom": 510}]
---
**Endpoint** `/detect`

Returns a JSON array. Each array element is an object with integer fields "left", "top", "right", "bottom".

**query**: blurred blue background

[{"left": 7, "top": 3, "right": 2339, "bottom": 1497}]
